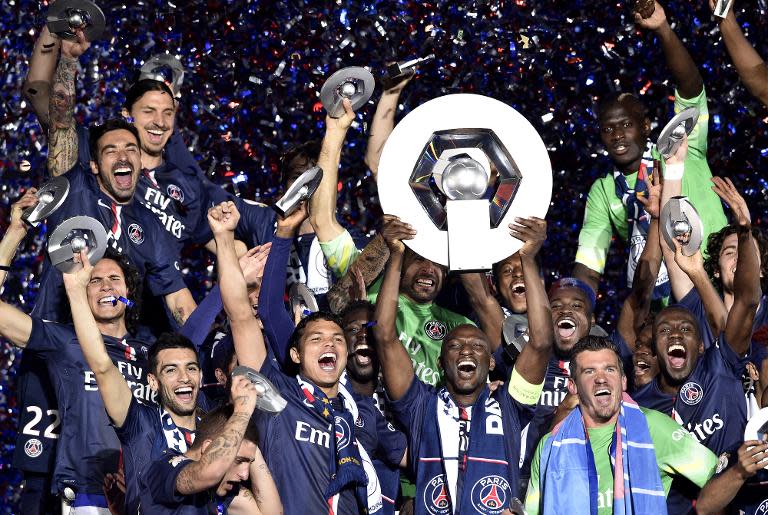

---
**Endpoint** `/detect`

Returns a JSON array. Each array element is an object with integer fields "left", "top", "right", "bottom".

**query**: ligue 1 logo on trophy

[{"left": 377, "top": 94, "right": 552, "bottom": 271}]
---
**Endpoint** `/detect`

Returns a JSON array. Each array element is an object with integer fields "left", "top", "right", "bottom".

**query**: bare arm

[
  {"left": 634, "top": 1, "right": 703, "bottom": 98},
  {"left": 63, "top": 252, "right": 132, "bottom": 427},
  {"left": 310, "top": 99, "right": 355, "bottom": 243},
  {"left": 716, "top": 4, "right": 768, "bottom": 106},
  {"left": 24, "top": 24, "right": 60, "bottom": 129},
  {"left": 211, "top": 202, "right": 267, "bottom": 370},
  {"left": 372, "top": 215, "right": 418, "bottom": 401},
  {"left": 508, "top": 217, "right": 552, "bottom": 385},
  {"left": 459, "top": 272, "right": 504, "bottom": 351},
  {"left": 47, "top": 30, "right": 90, "bottom": 176},
  {"left": 176, "top": 377, "right": 257, "bottom": 495},
  {"left": 326, "top": 234, "right": 390, "bottom": 314},
  {"left": 364, "top": 74, "right": 412, "bottom": 180},
  {"left": 696, "top": 440, "right": 768, "bottom": 514},
  {"left": 229, "top": 488, "right": 263, "bottom": 515},
  {"left": 164, "top": 289, "right": 198, "bottom": 328},
  {"left": 248, "top": 446, "right": 282, "bottom": 515}
]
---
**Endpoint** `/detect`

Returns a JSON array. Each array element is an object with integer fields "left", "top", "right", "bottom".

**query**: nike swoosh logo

[{"left": 97, "top": 199, "right": 111, "bottom": 209}]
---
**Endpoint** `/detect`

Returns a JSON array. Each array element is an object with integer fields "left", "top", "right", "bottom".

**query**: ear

[
  {"left": 621, "top": 374, "right": 627, "bottom": 393},
  {"left": 214, "top": 368, "right": 227, "bottom": 386},
  {"left": 289, "top": 346, "right": 301, "bottom": 365},
  {"left": 147, "top": 372, "right": 159, "bottom": 393},
  {"left": 567, "top": 377, "right": 578, "bottom": 396},
  {"left": 90, "top": 159, "right": 99, "bottom": 176}
]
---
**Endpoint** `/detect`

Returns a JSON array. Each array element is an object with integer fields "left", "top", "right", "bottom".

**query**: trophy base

[{"left": 446, "top": 200, "right": 493, "bottom": 271}]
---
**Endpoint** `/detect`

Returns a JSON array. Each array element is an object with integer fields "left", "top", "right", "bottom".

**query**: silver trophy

[
  {"left": 231, "top": 366, "right": 288, "bottom": 413},
  {"left": 384, "top": 54, "right": 434, "bottom": 84},
  {"left": 139, "top": 54, "right": 185, "bottom": 97},
  {"left": 744, "top": 407, "right": 768, "bottom": 468},
  {"left": 713, "top": 0, "right": 733, "bottom": 19},
  {"left": 48, "top": 216, "right": 108, "bottom": 273},
  {"left": 21, "top": 177, "right": 70, "bottom": 228},
  {"left": 660, "top": 196, "right": 704, "bottom": 256},
  {"left": 289, "top": 282, "right": 319, "bottom": 319},
  {"left": 377, "top": 94, "right": 552, "bottom": 270},
  {"left": 657, "top": 107, "right": 699, "bottom": 160},
  {"left": 47, "top": 0, "right": 106, "bottom": 41},
  {"left": 272, "top": 166, "right": 323, "bottom": 217},
  {"left": 320, "top": 67, "right": 375, "bottom": 118}
]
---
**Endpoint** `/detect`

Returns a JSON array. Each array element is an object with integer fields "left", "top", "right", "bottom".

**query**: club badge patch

[
  {"left": 715, "top": 452, "right": 730, "bottom": 474},
  {"left": 423, "top": 475, "right": 451, "bottom": 515},
  {"left": 679, "top": 381, "right": 703, "bottom": 406},
  {"left": 334, "top": 416, "right": 352, "bottom": 451},
  {"left": 167, "top": 184, "right": 184, "bottom": 202},
  {"left": 756, "top": 499, "right": 768, "bottom": 515},
  {"left": 128, "top": 223, "right": 144, "bottom": 245},
  {"left": 470, "top": 475, "right": 509, "bottom": 514},
  {"left": 24, "top": 438, "right": 43, "bottom": 458},
  {"left": 424, "top": 320, "right": 447, "bottom": 341}
]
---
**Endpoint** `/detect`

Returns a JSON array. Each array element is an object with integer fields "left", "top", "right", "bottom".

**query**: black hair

[
  {"left": 569, "top": 335, "right": 624, "bottom": 377},
  {"left": 190, "top": 403, "right": 259, "bottom": 450},
  {"left": 596, "top": 92, "right": 648, "bottom": 124},
  {"left": 57, "top": 249, "right": 143, "bottom": 335},
  {"left": 124, "top": 79, "right": 175, "bottom": 113},
  {"left": 148, "top": 332, "right": 198, "bottom": 375},
  {"left": 278, "top": 140, "right": 321, "bottom": 188},
  {"left": 703, "top": 223, "right": 768, "bottom": 294},
  {"left": 88, "top": 118, "right": 141, "bottom": 163},
  {"left": 288, "top": 311, "right": 345, "bottom": 351},
  {"left": 339, "top": 300, "right": 374, "bottom": 322}
]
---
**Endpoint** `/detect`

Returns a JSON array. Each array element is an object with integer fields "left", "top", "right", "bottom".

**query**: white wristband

[{"left": 664, "top": 162, "right": 684, "bottom": 181}]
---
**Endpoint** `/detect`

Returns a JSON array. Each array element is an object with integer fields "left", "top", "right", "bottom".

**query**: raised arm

[
  {"left": 47, "top": 29, "right": 90, "bottom": 176},
  {"left": 364, "top": 72, "right": 413, "bottom": 180},
  {"left": 23, "top": 22, "right": 61, "bottom": 129},
  {"left": 309, "top": 98, "right": 355, "bottom": 243},
  {"left": 713, "top": 1, "right": 768, "bottom": 106},
  {"left": 508, "top": 217, "right": 552, "bottom": 385},
  {"left": 459, "top": 272, "right": 505, "bottom": 350},
  {"left": 247, "top": 446, "right": 283, "bottom": 515},
  {"left": 696, "top": 440, "right": 768, "bottom": 515},
  {"left": 721, "top": 178, "right": 761, "bottom": 356},
  {"left": 372, "top": 215, "right": 417, "bottom": 401},
  {"left": 0, "top": 190, "right": 38, "bottom": 347},
  {"left": 63, "top": 252, "right": 132, "bottom": 426},
  {"left": 210, "top": 202, "right": 267, "bottom": 370},
  {"left": 326, "top": 234, "right": 390, "bottom": 314},
  {"left": 164, "top": 289, "right": 198, "bottom": 329},
  {"left": 634, "top": 1, "right": 704, "bottom": 98},
  {"left": 175, "top": 376, "right": 257, "bottom": 495}
]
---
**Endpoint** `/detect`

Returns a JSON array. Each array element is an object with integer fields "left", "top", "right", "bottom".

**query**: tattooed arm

[
  {"left": 23, "top": 22, "right": 60, "bottom": 130},
  {"left": 228, "top": 487, "right": 263, "bottom": 515},
  {"left": 47, "top": 29, "right": 90, "bottom": 176},
  {"left": 175, "top": 376, "right": 258, "bottom": 495},
  {"left": 326, "top": 234, "right": 390, "bottom": 314},
  {"left": 248, "top": 447, "right": 283, "bottom": 515},
  {"left": 165, "top": 289, "right": 198, "bottom": 328}
]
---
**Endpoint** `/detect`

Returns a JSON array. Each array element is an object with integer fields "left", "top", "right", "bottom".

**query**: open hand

[
  {"left": 62, "top": 249, "right": 93, "bottom": 290},
  {"left": 509, "top": 217, "right": 547, "bottom": 258},
  {"left": 712, "top": 176, "right": 751, "bottom": 227}
]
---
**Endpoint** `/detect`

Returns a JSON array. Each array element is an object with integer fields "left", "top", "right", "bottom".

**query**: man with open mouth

[
  {"left": 572, "top": 0, "right": 726, "bottom": 298},
  {"left": 373, "top": 213, "right": 553, "bottom": 514},
  {"left": 525, "top": 336, "right": 719, "bottom": 515}
]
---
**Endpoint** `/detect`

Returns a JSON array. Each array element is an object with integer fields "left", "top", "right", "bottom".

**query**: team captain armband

[
  {"left": 507, "top": 368, "right": 545, "bottom": 405},
  {"left": 319, "top": 229, "right": 361, "bottom": 278}
]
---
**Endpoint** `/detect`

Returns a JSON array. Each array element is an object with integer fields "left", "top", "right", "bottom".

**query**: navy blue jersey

[
  {"left": 138, "top": 449, "right": 237, "bottom": 515},
  {"left": 254, "top": 360, "right": 404, "bottom": 515},
  {"left": 12, "top": 351, "right": 59, "bottom": 474},
  {"left": 116, "top": 397, "right": 196, "bottom": 515},
  {"left": 633, "top": 335, "right": 749, "bottom": 455},
  {"left": 33, "top": 162, "right": 187, "bottom": 323},
  {"left": 713, "top": 467, "right": 768, "bottom": 515},
  {"left": 26, "top": 317, "right": 154, "bottom": 494}
]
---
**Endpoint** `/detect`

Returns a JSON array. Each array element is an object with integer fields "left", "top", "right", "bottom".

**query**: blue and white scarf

[
  {"left": 613, "top": 143, "right": 669, "bottom": 299},
  {"left": 417, "top": 387, "right": 514, "bottom": 515},
  {"left": 540, "top": 393, "right": 666, "bottom": 515},
  {"left": 159, "top": 408, "right": 196, "bottom": 453}
]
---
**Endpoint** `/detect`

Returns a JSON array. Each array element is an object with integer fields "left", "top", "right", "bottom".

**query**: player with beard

[
  {"left": 525, "top": 336, "right": 718, "bottom": 515},
  {"left": 373, "top": 214, "right": 552, "bottom": 514},
  {"left": 573, "top": 1, "right": 726, "bottom": 296},
  {"left": 633, "top": 199, "right": 761, "bottom": 511},
  {"left": 212, "top": 201, "right": 405, "bottom": 514}
]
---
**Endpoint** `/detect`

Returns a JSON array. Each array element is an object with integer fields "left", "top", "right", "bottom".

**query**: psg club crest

[
  {"left": 167, "top": 184, "right": 184, "bottom": 202},
  {"left": 128, "top": 223, "right": 145, "bottom": 245},
  {"left": 470, "top": 475, "right": 510, "bottom": 515},
  {"left": 334, "top": 416, "right": 352, "bottom": 451},
  {"left": 424, "top": 320, "right": 447, "bottom": 341},
  {"left": 24, "top": 438, "right": 43, "bottom": 458},
  {"left": 423, "top": 475, "right": 451, "bottom": 515},
  {"left": 679, "top": 381, "right": 704, "bottom": 406}
]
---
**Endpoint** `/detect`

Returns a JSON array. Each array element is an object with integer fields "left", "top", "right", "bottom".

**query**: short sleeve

[
  {"left": 575, "top": 178, "right": 615, "bottom": 275},
  {"left": 144, "top": 451, "right": 192, "bottom": 505},
  {"left": 26, "top": 317, "right": 74, "bottom": 354},
  {"left": 233, "top": 197, "right": 276, "bottom": 248},
  {"left": 318, "top": 229, "right": 361, "bottom": 278},
  {"left": 707, "top": 333, "right": 750, "bottom": 374},
  {"left": 674, "top": 88, "right": 708, "bottom": 159},
  {"left": 645, "top": 408, "right": 717, "bottom": 489},
  {"left": 114, "top": 397, "right": 152, "bottom": 442}
]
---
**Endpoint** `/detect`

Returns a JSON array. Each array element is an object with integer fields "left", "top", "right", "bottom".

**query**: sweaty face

[
  {"left": 598, "top": 102, "right": 649, "bottom": 171},
  {"left": 128, "top": 90, "right": 176, "bottom": 157},
  {"left": 291, "top": 319, "right": 348, "bottom": 389},
  {"left": 400, "top": 252, "right": 446, "bottom": 304},
  {"left": 151, "top": 348, "right": 201, "bottom": 417},
  {"left": 440, "top": 325, "right": 493, "bottom": 398},
  {"left": 216, "top": 439, "right": 256, "bottom": 497},
  {"left": 653, "top": 308, "right": 703, "bottom": 385},
  {"left": 86, "top": 259, "right": 129, "bottom": 324},
  {"left": 343, "top": 307, "right": 378, "bottom": 384},
  {"left": 632, "top": 329, "right": 658, "bottom": 388},
  {"left": 91, "top": 129, "right": 142, "bottom": 204},
  {"left": 569, "top": 349, "right": 626, "bottom": 428},
  {"left": 496, "top": 253, "right": 527, "bottom": 313},
  {"left": 550, "top": 287, "right": 592, "bottom": 356}
]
